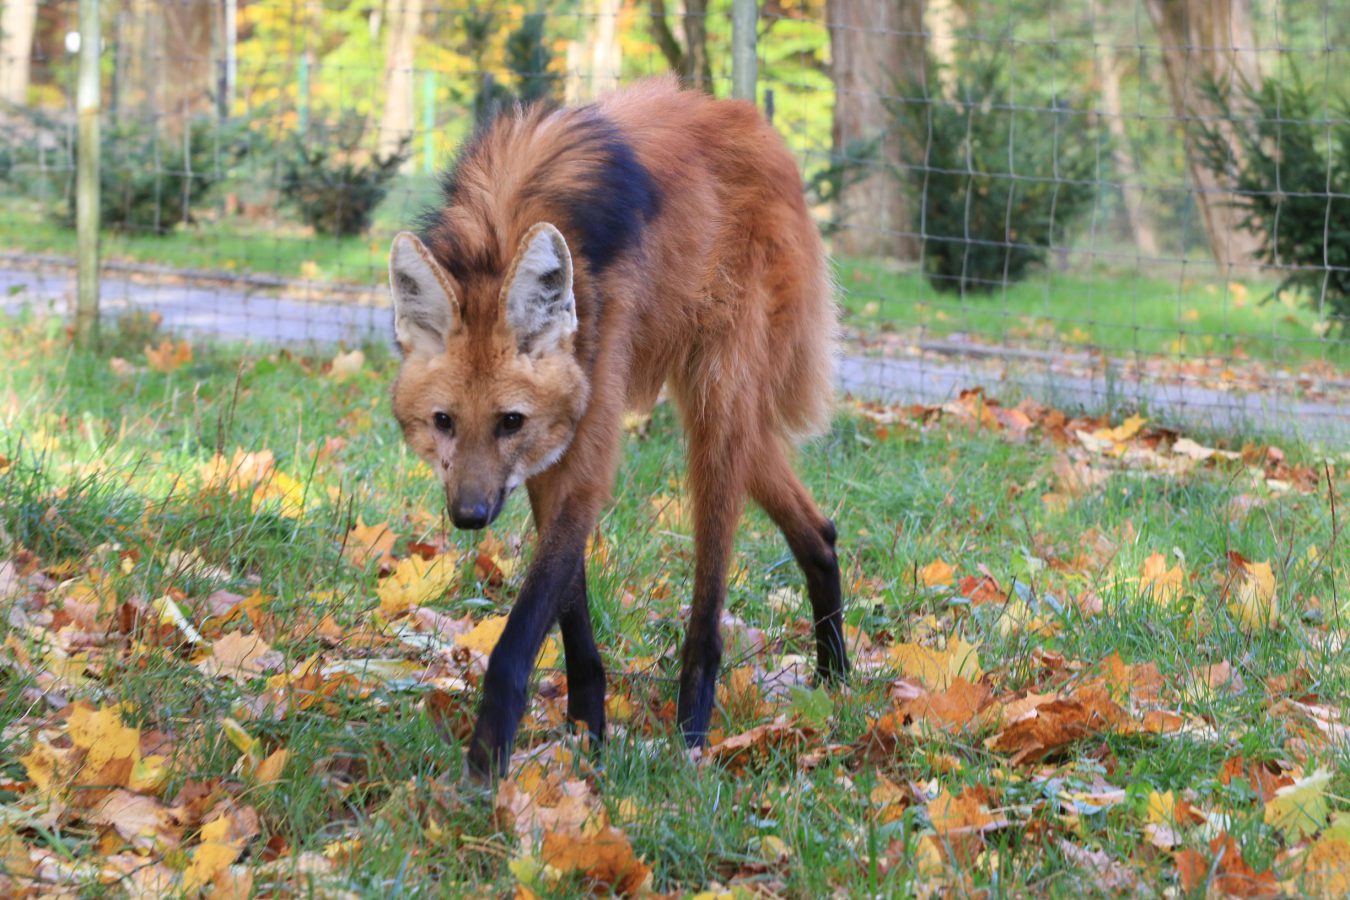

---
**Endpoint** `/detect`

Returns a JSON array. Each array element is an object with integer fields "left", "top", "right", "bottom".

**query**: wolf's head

[{"left": 388, "top": 224, "right": 589, "bottom": 529}]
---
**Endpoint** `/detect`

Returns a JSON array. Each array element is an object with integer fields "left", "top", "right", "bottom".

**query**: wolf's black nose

[{"left": 451, "top": 499, "right": 492, "bottom": 530}]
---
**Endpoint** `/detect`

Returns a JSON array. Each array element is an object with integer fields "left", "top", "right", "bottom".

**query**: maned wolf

[{"left": 387, "top": 77, "right": 848, "bottom": 778}]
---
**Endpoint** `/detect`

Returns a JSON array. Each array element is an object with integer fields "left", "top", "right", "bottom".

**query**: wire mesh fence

[{"left": 1, "top": 0, "right": 1347, "bottom": 440}]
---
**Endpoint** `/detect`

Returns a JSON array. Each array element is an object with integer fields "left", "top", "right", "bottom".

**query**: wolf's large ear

[
  {"left": 501, "top": 223, "right": 576, "bottom": 356},
  {"left": 389, "top": 231, "right": 460, "bottom": 357}
]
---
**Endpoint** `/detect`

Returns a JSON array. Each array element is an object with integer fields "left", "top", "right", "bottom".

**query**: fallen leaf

[
  {"left": 344, "top": 519, "right": 399, "bottom": 570},
  {"left": 377, "top": 554, "right": 457, "bottom": 619},
  {"left": 889, "top": 634, "right": 982, "bottom": 690},
  {"left": 197, "top": 631, "right": 284, "bottom": 683},
  {"left": 328, "top": 349, "right": 364, "bottom": 381},
  {"left": 1175, "top": 834, "right": 1279, "bottom": 898},
  {"left": 986, "top": 685, "right": 1129, "bottom": 765},
  {"left": 145, "top": 339, "right": 192, "bottom": 373},
  {"left": 1140, "top": 552, "right": 1185, "bottom": 604},
  {"left": 1264, "top": 768, "right": 1331, "bottom": 842},
  {"left": 919, "top": 558, "right": 955, "bottom": 588},
  {"left": 704, "top": 718, "right": 812, "bottom": 775},
  {"left": 1227, "top": 553, "right": 1278, "bottom": 633},
  {"left": 539, "top": 827, "right": 651, "bottom": 895}
]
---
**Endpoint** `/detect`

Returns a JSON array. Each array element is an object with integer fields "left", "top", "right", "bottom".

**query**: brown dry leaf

[
  {"left": 344, "top": 519, "right": 398, "bottom": 570},
  {"left": 901, "top": 677, "right": 993, "bottom": 732},
  {"left": 926, "top": 788, "right": 1003, "bottom": 835},
  {"left": 1268, "top": 699, "right": 1350, "bottom": 751},
  {"left": 197, "top": 631, "right": 284, "bottom": 683},
  {"left": 986, "top": 685, "right": 1129, "bottom": 765},
  {"left": 1056, "top": 839, "right": 1139, "bottom": 892},
  {"left": 957, "top": 573, "right": 1003, "bottom": 604},
  {"left": 888, "top": 634, "right": 982, "bottom": 690},
  {"left": 1175, "top": 834, "right": 1279, "bottom": 898},
  {"left": 539, "top": 827, "right": 652, "bottom": 896},
  {"left": 704, "top": 718, "right": 812, "bottom": 775},
  {"left": 144, "top": 339, "right": 192, "bottom": 373},
  {"left": 1140, "top": 552, "right": 1186, "bottom": 604},
  {"left": 919, "top": 558, "right": 955, "bottom": 588},
  {"left": 90, "top": 789, "right": 178, "bottom": 850}
]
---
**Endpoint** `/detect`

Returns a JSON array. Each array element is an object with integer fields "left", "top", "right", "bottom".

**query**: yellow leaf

[
  {"left": 456, "top": 615, "right": 559, "bottom": 669},
  {"left": 919, "top": 558, "right": 955, "bottom": 588},
  {"left": 1093, "top": 414, "right": 1148, "bottom": 445},
  {"left": 68, "top": 703, "right": 140, "bottom": 772},
  {"left": 1140, "top": 552, "right": 1185, "bottom": 605},
  {"left": 328, "top": 349, "right": 364, "bottom": 381},
  {"left": 344, "top": 519, "right": 398, "bottom": 569},
  {"left": 254, "top": 748, "right": 289, "bottom": 784},
  {"left": 888, "top": 634, "right": 982, "bottom": 690},
  {"left": 376, "top": 553, "right": 457, "bottom": 619},
  {"left": 1230, "top": 559, "right": 1278, "bottom": 633},
  {"left": 221, "top": 717, "right": 260, "bottom": 760},
  {"left": 1146, "top": 790, "right": 1176, "bottom": 825},
  {"left": 1265, "top": 768, "right": 1331, "bottom": 841},
  {"left": 183, "top": 816, "right": 244, "bottom": 891},
  {"left": 129, "top": 754, "right": 171, "bottom": 794},
  {"left": 251, "top": 470, "right": 305, "bottom": 519},
  {"left": 1301, "top": 835, "right": 1350, "bottom": 897}
]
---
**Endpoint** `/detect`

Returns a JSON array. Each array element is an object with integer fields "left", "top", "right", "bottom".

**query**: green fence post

[
  {"left": 298, "top": 56, "right": 310, "bottom": 133},
  {"left": 731, "top": 0, "right": 757, "bottom": 103}
]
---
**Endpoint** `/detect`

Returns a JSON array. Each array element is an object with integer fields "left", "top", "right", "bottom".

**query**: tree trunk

[
  {"left": 377, "top": 0, "right": 423, "bottom": 162},
  {"left": 0, "top": 0, "right": 38, "bottom": 105},
  {"left": 829, "top": 0, "right": 926, "bottom": 260},
  {"left": 1096, "top": 43, "right": 1159, "bottom": 258},
  {"left": 566, "top": 0, "right": 623, "bottom": 103},
  {"left": 924, "top": 0, "right": 962, "bottom": 96},
  {"left": 162, "top": 0, "right": 215, "bottom": 126},
  {"left": 1143, "top": 0, "right": 1263, "bottom": 270},
  {"left": 649, "top": 0, "right": 713, "bottom": 93}
]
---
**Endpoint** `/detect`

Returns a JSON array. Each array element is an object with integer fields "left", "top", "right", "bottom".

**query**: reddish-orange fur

[{"left": 389, "top": 77, "right": 847, "bottom": 777}]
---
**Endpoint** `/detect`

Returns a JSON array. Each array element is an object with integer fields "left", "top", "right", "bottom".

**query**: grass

[
  {"left": 839, "top": 258, "right": 1350, "bottom": 369},
  {"left": 1, "top": 312, "right": 1347, "bottom": 896},
  {"left": 3, "top": 188, "right": 1347, "bottom": 372}
]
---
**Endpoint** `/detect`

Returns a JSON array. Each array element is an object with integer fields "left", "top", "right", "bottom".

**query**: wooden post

[
  {"left": 731, "top": 0, "right": 756, "bottom": 103},
  {"left": 75, "top": 0, "right": 101, "bottom": 347}
]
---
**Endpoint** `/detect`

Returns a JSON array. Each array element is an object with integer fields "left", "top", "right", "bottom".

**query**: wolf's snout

[{"left": 450, "top": 491, "right": 501, "bottom": 530}]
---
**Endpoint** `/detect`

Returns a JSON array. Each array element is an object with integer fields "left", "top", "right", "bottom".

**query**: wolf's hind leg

[{"left": 748, "top": 439, "right": 849, "bottom": 682}]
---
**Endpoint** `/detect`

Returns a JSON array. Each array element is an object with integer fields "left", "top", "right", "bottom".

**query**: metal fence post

[
  {"left": 75, "top": 0, "right": 101, "bottom": 347},
  {"left": 731, "top": 0, "right": 757, "bottom": 103}
]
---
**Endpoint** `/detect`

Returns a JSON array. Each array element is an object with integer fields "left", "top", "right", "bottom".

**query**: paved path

[{"left": 4, "top": 266, "right": 1347, "bottom": 446}]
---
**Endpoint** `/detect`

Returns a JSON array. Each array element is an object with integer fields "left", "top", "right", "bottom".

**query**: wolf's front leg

[{"left": 465, "top": 525, "right": 588, "bottom": 780}]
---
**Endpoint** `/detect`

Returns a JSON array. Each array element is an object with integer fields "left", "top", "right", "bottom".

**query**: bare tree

[
  {"left": 1144, "top": 0, "right": 1263, "bottom": 270},
  {"left": 378, "top": 0, "right": 424, "bottom": 161},
  {"left": 829, "top": 0, "right": 927, "bottom": 260},
  {"left": 0, "top": 0, "right": 38, "bottom": 105},
  {"left": 649, "top": 0, "right": 713, "bottom": 93}
]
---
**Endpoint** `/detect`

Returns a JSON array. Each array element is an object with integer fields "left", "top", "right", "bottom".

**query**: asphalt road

[{"left": 4, "top": 265, "right": 1347, "bottom": 446}]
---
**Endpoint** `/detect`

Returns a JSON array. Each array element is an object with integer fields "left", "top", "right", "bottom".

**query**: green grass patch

[{"left": 0, "top": 313, "right": 1346, "bottom": 896}]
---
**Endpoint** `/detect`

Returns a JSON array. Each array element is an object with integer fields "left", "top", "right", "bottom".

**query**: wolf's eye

[
  {"left": 432, "top": 412, "right": 455, "bottom": 435},
  {"left": 499, "top": 412, "right": 525, "bottom": 435}
]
